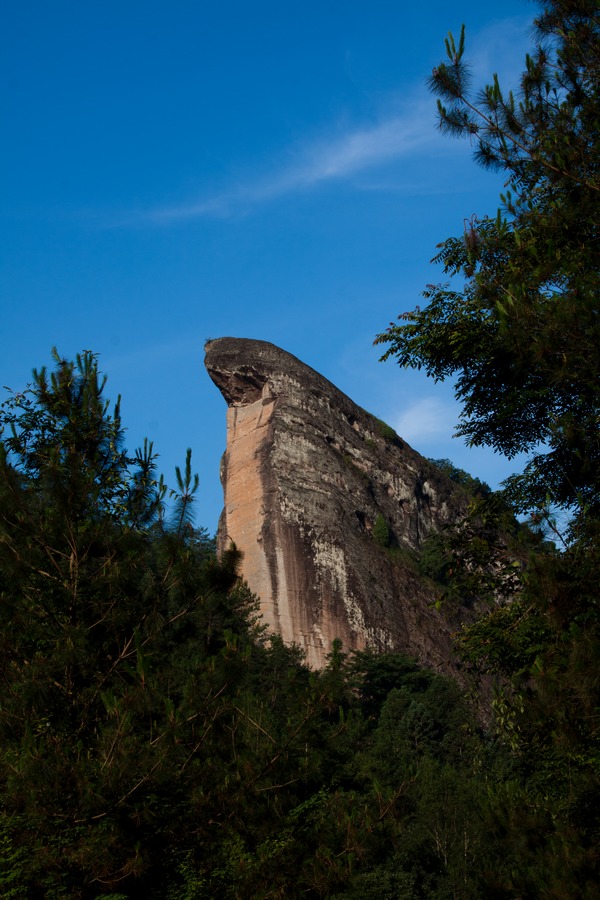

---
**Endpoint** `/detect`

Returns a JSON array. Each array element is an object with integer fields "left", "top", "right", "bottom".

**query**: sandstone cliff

[{"left": 205, "top": 337, "right": 470, "bottom": 673}]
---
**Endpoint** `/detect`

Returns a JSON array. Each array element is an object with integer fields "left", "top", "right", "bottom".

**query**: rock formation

[{"left": 205, "top": 337, "right": 470, "bottom": 673}]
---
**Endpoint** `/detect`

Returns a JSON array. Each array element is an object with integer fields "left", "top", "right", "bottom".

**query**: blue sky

[{"left": 2, "top": 0, "right": 536, "bottom": 533}]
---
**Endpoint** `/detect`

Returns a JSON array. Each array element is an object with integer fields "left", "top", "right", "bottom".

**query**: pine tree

[
  {"left": 375, "top": 2, "right": 600, "bottom": 891},
  {"left": 0, "top": 350, "right": 262, "bottom": 894},
  {"left": 376, "top": 0, "right": 600, "bottom": 523}
]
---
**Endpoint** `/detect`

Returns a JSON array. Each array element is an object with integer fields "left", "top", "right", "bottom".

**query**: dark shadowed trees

[{"left": 377, "top": 1, "right": 600, "bottom": 892}]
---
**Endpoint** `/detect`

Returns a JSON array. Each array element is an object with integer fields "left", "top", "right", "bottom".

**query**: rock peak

[
  {"left": 205, "top": 337, "right": 342, "bottom": 406},
  {"left": 205, "top": 337, "right": 468, "bottom": 672}
]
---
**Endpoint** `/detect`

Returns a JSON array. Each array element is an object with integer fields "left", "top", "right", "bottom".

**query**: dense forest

[{"left": 1, "top": 0, "right": 599, "bottom": 896}]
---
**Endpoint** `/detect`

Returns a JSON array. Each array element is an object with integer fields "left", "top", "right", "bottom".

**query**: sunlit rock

[{"left": 205, "top": 337, "right": 468, "bottom": 672}]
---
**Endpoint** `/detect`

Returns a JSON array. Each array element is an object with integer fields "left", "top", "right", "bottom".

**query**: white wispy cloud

[
  {"left": 469, "top": 14, "right": 533, "bottom": 85},
  {"left": 126, "top": 14, "right": 532, "bottom": 227},
  {"left": 135, "top": 95, "right": 436, "bottom": 225},
  {"left": 390, "top": 396, "right": 459, "bottom": 446}
]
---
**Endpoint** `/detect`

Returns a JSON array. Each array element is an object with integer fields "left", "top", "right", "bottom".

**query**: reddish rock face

[{"left": 205, "top": 337, "right": 469, "bottom": 672}]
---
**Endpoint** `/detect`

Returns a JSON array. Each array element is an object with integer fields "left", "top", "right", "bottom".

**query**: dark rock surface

[{"left": 205, "top": 337, "right": 470, "bottom": 672}]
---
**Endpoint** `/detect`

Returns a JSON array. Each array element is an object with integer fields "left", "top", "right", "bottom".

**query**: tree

[
  {"left": 0, "top": 350, "right": 269, "bottom": 895},
  {"left": 0, "top": 341, "right": 509, "bottom": 896},
  {"left": 375, "top": 0, "right": 600, "bottom": 525},
  {"left": 375, "top": 2, "right": 600, "bottom": 892},
  {"left": 2, "top": 350, "right": 424, "bottom": 898}
]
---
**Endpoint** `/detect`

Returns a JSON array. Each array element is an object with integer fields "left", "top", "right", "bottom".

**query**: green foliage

[
  {"left": 0, "top": 345, "right": 515, "bottom": 896},
  {"left": 429, "top": 457, "right": 491, "bottom": 498},
  {"left": 376, "top": 2, "right": 600, "bottom": 892},
  {"left": 376, "top": 0, "right": 600, "bottom": 521},
  {"left": 6, "top": 176, "right": 600, "bottom": 897},
  {"left": 372, "top": 513, "right": 391, "bottom": 548},
  {"left": 375, "top": 418, "right": 398, "bottom": 444},
  {"left": 418, "top": 531, "right": 453, "bottom": 585},
  {"left": 0, "top": 351, "right": 318, "bottom": 896},
  {"left": 2, "top": 350, "right": 509, "bottom": 898},
  {"left": 0, "top": 815, "right": 29, "bottom": 899}
]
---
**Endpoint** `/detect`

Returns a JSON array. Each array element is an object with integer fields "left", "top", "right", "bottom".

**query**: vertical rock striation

[{"left": 205, "top": 337, "right": 469, "bottom": 672}]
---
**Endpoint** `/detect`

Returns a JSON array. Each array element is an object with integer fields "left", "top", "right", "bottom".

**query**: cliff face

[{"left": 205, "top": 337, "right": 469, "bottom": 672}]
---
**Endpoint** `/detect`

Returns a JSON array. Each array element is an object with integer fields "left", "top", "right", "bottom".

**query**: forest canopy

[{"left": 0, "top": 349, "right": 500, "bottom": 897}]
